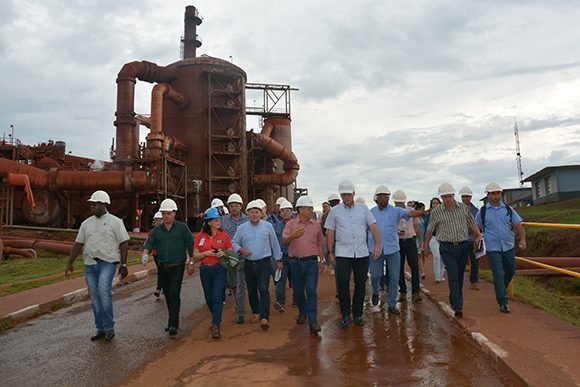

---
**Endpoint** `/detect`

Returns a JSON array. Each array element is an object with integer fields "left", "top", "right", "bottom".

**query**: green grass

[
  {"left": 0, "top": 317, "right": 14, "bottom": 333},
  {"left": 517, "top": 198, "right": 580, "bottom": 224},
  {"left": 0, "top": 252, "right": 142, "bottom": 297},
  {"left": 479, "top": 269, "right": 580, "bottom": 327}
]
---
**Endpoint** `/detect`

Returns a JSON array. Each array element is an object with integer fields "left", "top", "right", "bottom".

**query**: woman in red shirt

[{"left": 192, "top": 207, "right": 232, "bottom": 339}]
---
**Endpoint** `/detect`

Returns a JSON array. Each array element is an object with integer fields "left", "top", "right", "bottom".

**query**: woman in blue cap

[{"left": 191, "top": 207, "right": 232, "bottom": 339}]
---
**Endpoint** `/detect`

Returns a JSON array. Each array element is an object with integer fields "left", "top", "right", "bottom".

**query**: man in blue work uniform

[
  {"left": 369, "top": 185, "right": 424, "bottom": 314},
  {"left": 476, "top": 182, "right": 527, "bottom": 313}
]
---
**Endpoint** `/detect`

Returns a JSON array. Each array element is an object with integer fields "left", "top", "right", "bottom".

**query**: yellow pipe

[
  {"left": 522, "top": 222, "right": 580, "bottom": 230},
  {"left": 516, "top": 256, "right": 580, "bottom": 278}
]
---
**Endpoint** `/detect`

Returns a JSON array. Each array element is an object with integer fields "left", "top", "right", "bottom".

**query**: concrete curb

[{"left": 0, "top": 267, "right": 159, "bottom": 327}]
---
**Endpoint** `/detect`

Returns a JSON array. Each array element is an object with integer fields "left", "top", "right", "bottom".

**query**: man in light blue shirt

[
  {"left": 326, "top": 179, "right": 380, "bottom": 328},
  {"left": 233, "top": 200, "right": 283, "bottom": 329},
  {"left": 476, "top": 182, "right": 527, "bottom": 314},
  {"left": 368, "top": 185, "right": 424, "bottom": 314}
]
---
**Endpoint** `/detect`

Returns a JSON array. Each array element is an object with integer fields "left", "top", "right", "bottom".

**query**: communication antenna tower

[{"left": 514, "top": 117, "right": 524, "bottom": 187}]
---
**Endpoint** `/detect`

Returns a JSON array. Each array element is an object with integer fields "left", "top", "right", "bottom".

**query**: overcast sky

[{"left": 2, "top": 0, "right": 580, "bottom": 208}]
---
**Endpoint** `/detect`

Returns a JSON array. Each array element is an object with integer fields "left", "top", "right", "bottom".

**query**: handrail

[{"left": 522, "top": 222, "right": 580, "bottom": 230}]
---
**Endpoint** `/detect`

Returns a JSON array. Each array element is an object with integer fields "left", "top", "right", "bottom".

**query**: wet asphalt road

[{"left": 0, "top": 275, "right": 205, "bottom": 387}]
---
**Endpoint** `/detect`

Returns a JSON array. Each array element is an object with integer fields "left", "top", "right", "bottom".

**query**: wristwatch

[{"left": 121, "top": 264, "right": 127, "bottom": 267}]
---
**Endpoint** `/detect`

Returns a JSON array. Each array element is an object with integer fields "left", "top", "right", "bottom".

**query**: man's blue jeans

[
  {"left": 487, "top": 249, "right": 516, "bottom": 306},
  {"left": 84, "top": 260, "right": 117, "bottom": 332},
  {"left": 439, "top": 242, "right": 468, "bottom": 312},
  {"left": 369, "top": 252, "right": 401, "bottom": 308},
  {"left": 272, "top": 255, "right": 290, "bottom": 305},
  {"left": 245, "top": 258, "right": 272, "bottom": 320},
  {"left": 289, "top": 258, "right": 319, "bottom": 323},
  {"left": 200, "top": 264, "right": 226, "bottom": 327}
]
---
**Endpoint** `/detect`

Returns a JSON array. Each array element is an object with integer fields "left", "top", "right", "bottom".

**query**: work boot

[
  {"left": 90, "top": 331, "right": 106, "bottom": 341},
  {"left": 371, "top": 294, "right": 379, "bottom": 306},
  {"left": 500, "top": 304, "right": 510, "bottom": 313},
  {"left": 354, "top": 316, "right": 364, "bottom": 326},
  {"left": 387, "top": 307, "right": 401, "bottom": 315},
  {"left": 235, "top": 315, "right": 245, "bottom": 324},
  {"left": 105, "top": 331, "right": 115, "bottom": 341},
  {"left": 168, "top": 327, "right": 178, "bottom": 336},
  {"left": 309, "top": 321, "right": 321, "bottom": 334},
  {"left": 454, "top": 310, "right": 463, "bottom": 319},
  {"left": 260, "top": 319, "right": 269, "bottom": 330},
  {"left": 340, "top": 316, "right": 351, "bottom": 329},
  {"left": 296, "top": 313, "right": 306, "bottom": 325},
  {"left": 211, "top": 325, "right": 221, "bottom": 339}
]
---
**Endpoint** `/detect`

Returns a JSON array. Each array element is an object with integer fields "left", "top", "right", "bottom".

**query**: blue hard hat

[{"left": 203, "top": 207, "right": 221, "bottom": 221}]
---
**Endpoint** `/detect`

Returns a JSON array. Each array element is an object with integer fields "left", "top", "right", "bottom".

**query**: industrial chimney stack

[{"left": 182, "top": 5, "right": 202, "bottom": 59}]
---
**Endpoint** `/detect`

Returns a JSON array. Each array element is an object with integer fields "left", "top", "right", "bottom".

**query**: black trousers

[
  {"left": 158, "top": 263, "right": 185, "bottom": 329},
  {"left": 399, "top": 236, "right": 420, "bottom": 294},
  {"left": 336, "top": 257, "right": 369, "bottom": 319}
]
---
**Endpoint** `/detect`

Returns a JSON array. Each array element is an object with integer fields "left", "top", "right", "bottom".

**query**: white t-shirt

[{"left": 75, "top": 212, "right": 130, "bottom": 265}]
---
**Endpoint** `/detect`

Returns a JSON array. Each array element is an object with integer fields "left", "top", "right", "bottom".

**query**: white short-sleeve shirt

[
  {"left": 75, "top": 212, "right": 130, "bottom": 265},
  {"left": 325, "top": 202, "right": 376, "bottom": 258}
]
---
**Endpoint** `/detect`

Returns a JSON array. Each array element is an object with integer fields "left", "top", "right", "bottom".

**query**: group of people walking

[{"left": 66, "top": 177, "right": 526, "bottom": 342}]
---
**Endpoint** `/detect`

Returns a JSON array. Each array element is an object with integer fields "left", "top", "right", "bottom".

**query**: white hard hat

[
  {"left": 459, "top": 186, "right": 473, "bottom": 196},
  {"left": 159, "top": 198, "right": 178, "bottom": 212},
  {"left": 227, "top": 193, "right": 243, "bottom": 205},
  {"left": 392, "top": 190, "right": 407, "bottom": 203},
  {"left": 222, "top": 207, "right": 229, "bottom": 215},
  {"left": 153, "top": 211, "right": 163, "bottom": 219},
  {"left": 375, "top": 185, "right": 391, "bottom": 196},
  {"left": 328, "top": 193, "right": 340, "bottom": 202},
  {"left": 87, "top": 190, "right": 110, "bottom": 204},
  {"left": 296, "top": 196, "right": 314, "bottom": 207},
  {"left": 355, "top": 197, "right": 366, "bottom": 204},
  {"left": 211, "top": 198, "right": 224, "bottom": 208},
  {"left": 246, "top": 200, "right": 262, "bottom": 211},
  {"left": 338, "top": 179, "right": 355, "bottom": 194},
  {"left": 279, "top": 200, "right": 293, "bottom": 210},
  {"left": 438, "top": 182, "right": 456, "bottom": 196},
  {"left": 275, "top": 197, "right": 288, "bottom": 206},
  {"left": 256, "top": 199, "right": 267, "bottom": 209},
  {"left": 485, "top": 181, "right": 503, "bottom": 193}
]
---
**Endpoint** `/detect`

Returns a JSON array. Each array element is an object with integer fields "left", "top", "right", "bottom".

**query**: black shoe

[
  {"left": 412, "top": 293, "right": 422, "bottom": 302},
  {"left": 296, "top": 313, "right": 306, "bottom": 325},
  {"left": 105, "top": 331, "right": 115, "bottom": 341},
  {"left": 354, "top": 316, "right": 364, "bottom": 326},
  {"left": 340, "top": 316, "right": 351, "bottom": 328},
  {"left": 90, "top": 331, "right": 106, "bottom": 341},
  {"left": 235, "top": 316, "right": 245, "bottom": 324},
  {"left": 154, "top": 289, "right": 161, "bottom": 298},
  {"left": 211, "top": 326, "right": 221, "bottom": 339},
  {"left": 388, "top": 307, "right": 401, "bottom": 315},
  {"left": 500, "top": 304, "right": 510, "bottom": 313},
  {"left": 164, "top": 326, "right": 170, "bottom": 332},
  {"left": 371, "top": 294, "right": 379, "bottom": 306},
  {"left": 454, "top": 310, "right": 463, "bottom": 319},
  {"left": 168, "top": 327, "right": 178, "bottom": 336},
  {"left": 309, "top": 321, "right": 321, "bottom": 334}
]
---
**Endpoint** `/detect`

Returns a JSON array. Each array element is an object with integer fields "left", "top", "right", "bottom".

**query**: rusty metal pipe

[
  {"left": 7, "top": 173, "right": 35, "bottom": 208},
  {"left": 253, "top": 132, "right": 299, "bottom": 186},
  {"left": 0, "top": 158, "right": 148, "bottom": 191},
  {"left": 151, "top": 83, "right": 187, "bottom": 134},
  {"left": 115, "top": 61, "right": 176, "bottom": 161},
  {"left": 3, "top": 239, "right": 73, "bottom": 255}
]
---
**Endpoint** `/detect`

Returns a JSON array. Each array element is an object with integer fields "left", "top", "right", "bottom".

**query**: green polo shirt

[{"left": 144, "top": 220, "right": 194, "bottom": 264}]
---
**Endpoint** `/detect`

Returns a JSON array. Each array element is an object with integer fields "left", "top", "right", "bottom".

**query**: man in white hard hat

[
  {"left": 211, "top": 198, "right": 225, "bottom": 215},
  {"left": 222, "top": 193, "right": 249, "bottom": 324},
  {"left": 368, "top": 186, "right": 424, "bottom": 313},
  {"left": 459, "top": 186, "right": 481, "bottom": 290},
  {"left": 66, "top": 190, "right": 130, "bottom": 342},
  {"left": 283, "top": 196, "right": 325, "bottom": 334},
  {"left": 424, "top": 183, "right": 482, "bottom": 319},
  {"left": 272, "top": 200, "right": 295, "bottom": 313},
  {"left": 273, "top": 197, "right": 288, "bottom": 222},
  {"left": 326, "top": 179, "right": 380, "bottom": 328},
  {"left": 143, "top": 198, "right": 194, "bottom": 336},
  {"left": 232, "top": 200, "right": 283, "bottom": 330},
  {"left": 476, "top": 182, "right": 526, "bottom": 313}
]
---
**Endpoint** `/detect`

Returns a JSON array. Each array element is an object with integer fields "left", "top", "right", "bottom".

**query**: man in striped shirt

[{"left": 424, "top": 182, "right": 482, "bottom": 318}]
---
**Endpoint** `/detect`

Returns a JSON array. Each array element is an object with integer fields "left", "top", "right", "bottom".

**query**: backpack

[{"left": 480, "top": 204, "right": 513, "bottom": 232}]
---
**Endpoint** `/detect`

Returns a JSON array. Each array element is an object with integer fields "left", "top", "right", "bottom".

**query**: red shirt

[
  {"left": 283, "top": 217, "right": 324, "bottom": 258},
  {"left": 194, "top": 230, "right": 232, "bottom": 266}
]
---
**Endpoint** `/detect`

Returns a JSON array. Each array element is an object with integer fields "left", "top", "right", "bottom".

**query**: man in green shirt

[{"left": 143, "top": 198, "right": 194, "bottom": 336}]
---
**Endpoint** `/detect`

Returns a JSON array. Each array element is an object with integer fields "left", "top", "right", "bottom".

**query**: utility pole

[{"left": 514, "top": 117, "right": 524, "bottom": 187}]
